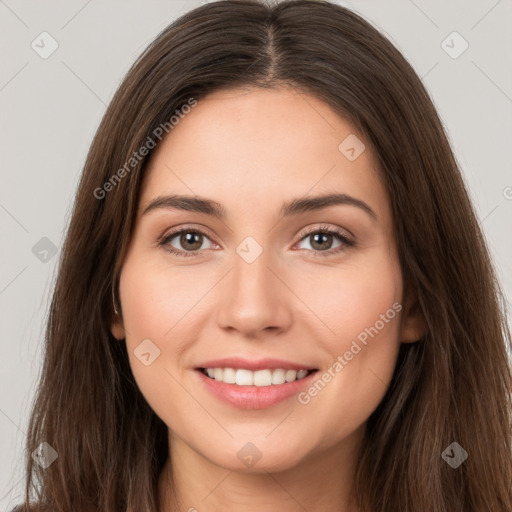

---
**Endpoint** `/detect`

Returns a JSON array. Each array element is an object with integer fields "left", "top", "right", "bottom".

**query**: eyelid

[{"left": 296, "top": 223, "right": 354, "bottom": 243}]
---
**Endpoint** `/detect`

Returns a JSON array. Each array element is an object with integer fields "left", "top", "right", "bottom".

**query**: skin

[{"left": 111, "top": 86, "right": 425, "bottom": 512}]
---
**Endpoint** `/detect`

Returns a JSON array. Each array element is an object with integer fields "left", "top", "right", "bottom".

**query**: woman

[{"left": 14, "top": 0, "right": 512, "bottom": 511}]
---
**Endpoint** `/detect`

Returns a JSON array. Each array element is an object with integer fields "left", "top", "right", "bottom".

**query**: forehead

[{"left": 139, "top": 86, "right": 389, "bottom": 222}]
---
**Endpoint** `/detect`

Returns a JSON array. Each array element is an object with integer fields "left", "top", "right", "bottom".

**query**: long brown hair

[{"left": 17, "top": 1, "right": 512, "bottom": 511}]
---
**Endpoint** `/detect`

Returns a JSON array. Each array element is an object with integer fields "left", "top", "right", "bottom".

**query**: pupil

[
  {"left": 182, "top": 232, "right": 202, "bottom": 250},
  {"left": 312, "top": 233, "right": 331, "bottom": 250}
]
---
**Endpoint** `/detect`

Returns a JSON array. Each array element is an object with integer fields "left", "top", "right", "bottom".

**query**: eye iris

[
  {"left": 181, "top": 232, "right": 202, "bottom": 251},
  {"left": 310, "top": 232, "right": 332, "bottom": 251}
]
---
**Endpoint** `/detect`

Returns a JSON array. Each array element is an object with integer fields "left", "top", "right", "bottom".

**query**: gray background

[{"left": 1, "top": 0, "right": 511, "bottom": 509}]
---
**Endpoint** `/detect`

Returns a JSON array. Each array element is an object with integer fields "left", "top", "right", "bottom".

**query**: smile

[
  {"left": 195, "top": 367, "right": 319, "bottom": 409},
  {"left": 200, "top": 367, "right": 315, "bottom": 386}
]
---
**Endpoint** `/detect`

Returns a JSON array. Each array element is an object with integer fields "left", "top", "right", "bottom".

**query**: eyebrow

[{"left": 142, "top": 193, "right": 377, "bottom": 221}]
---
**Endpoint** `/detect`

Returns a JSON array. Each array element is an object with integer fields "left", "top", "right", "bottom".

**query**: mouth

[
  {"left": 194, "top": 364, "right": 319, "bottom": 409},
  {"left": 197, "top": 367, "right": 318, "bottom": 386}
]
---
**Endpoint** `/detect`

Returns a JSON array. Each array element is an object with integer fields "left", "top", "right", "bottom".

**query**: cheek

[
  {"left": 289, "top": 249, "right": 402, "bottom": 349},
  {"left": 290, "top": 251, "right": 402, "bottom": 437},
  {"left": 120, "top": 256, "right": 205, "bottom": 339},
  {"left": 117, "top": 257, "right": 196, "bottom": 406}
]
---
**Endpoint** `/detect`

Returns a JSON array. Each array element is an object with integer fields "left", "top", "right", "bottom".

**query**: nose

[{"left": 215, "top": 246, "right": 293, "bottom": 339}]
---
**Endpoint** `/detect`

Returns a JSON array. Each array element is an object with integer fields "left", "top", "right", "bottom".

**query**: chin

[{"left": 199, "top": 437, "right": 309, "bottom": 473}]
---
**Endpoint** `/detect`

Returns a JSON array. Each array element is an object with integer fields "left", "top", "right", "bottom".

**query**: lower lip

[{"left": 195, "top": 369, "right": 318, "bottom": 409}]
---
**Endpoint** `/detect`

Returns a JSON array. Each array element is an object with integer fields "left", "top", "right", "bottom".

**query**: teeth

[
  {"left": 296, "top": 369, "right": 308, "bottom": 379},
  {"left": 253, "top": 369, "right": 272, "bottom": 387},
  {"left": 271, "top": 369, "right": 286, "bottom": 385},
  {"left": 222, "top": 367, "right": 236, "bottom": 384},
  {"left": 235, "top": 369, "right": 253, "bottom": 386},
  {"left": 202, "top": 367, "right": 312, "bottom": 386},
  {"left": 285, "top": 369, "right": 297, "bottom": 382}
]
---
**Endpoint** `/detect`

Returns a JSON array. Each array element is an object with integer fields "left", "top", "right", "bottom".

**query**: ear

[
  {"left": 400, "top": 289, "right": 427, "bottom": 343},
  {"left": 111, "top": 312, "right": 126, "bottom": 340}
]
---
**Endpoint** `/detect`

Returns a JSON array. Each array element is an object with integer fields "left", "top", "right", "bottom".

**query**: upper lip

[{"left": 196, "top": 357, "right": 317, "bottom": 371}]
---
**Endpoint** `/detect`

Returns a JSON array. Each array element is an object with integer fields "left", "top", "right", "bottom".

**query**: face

[{"left": 111, "top": 86, "right": 424, "bottom": 473}]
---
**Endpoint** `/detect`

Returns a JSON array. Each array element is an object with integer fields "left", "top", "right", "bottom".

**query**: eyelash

[{"left": 158, "top": 224, "right": 355, "bottom": 258}]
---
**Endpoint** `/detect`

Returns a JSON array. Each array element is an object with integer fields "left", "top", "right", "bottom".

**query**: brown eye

[
  {"left": 178, "top": 231, "right": 204, "bottom": 251},
  {"left": 296, "top": 225, "right": 355, "bottom": 256},
  {"left": 159, "top": 228, "right": 216, "bottom": 257},
  {"left": 308, "top": 232, "right": 335, "bottom": 251}
]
